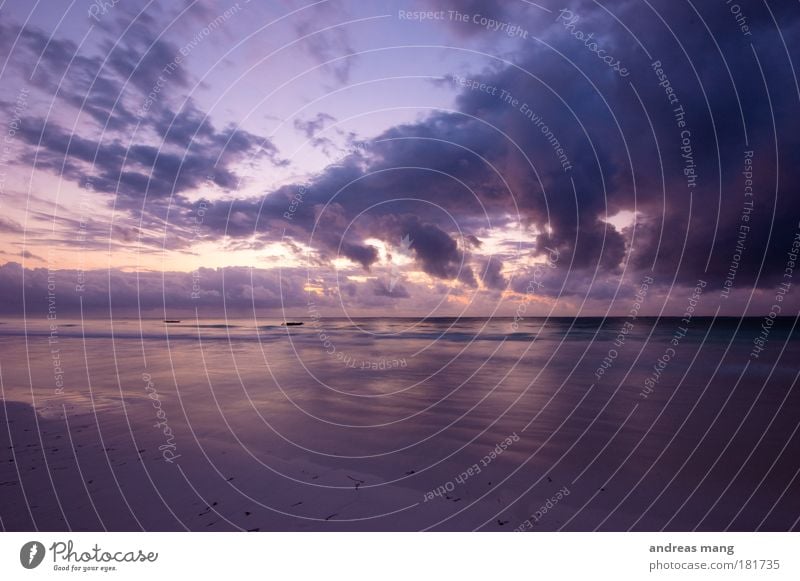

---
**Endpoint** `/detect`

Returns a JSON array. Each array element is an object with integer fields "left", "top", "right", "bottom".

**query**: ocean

[{"left": 1, "top": 316, "right": 798, "bottom": 531}]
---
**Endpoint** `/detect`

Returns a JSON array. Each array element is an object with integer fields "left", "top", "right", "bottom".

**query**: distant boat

[
  {"left": 163, "top": 320, "right": 181, "bottom": 323},
  {"left": 281, "top": 321, "right": 303, "bottom": 326}
]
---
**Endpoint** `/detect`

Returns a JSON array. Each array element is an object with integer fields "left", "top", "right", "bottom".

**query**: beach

[{"left": 1, "top": 317, "right": 799, "bottom": 531}]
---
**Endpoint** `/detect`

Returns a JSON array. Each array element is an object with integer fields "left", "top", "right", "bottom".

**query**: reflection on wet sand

[{"left": 1, "top": 317, "right": 799, "bottom": 531}]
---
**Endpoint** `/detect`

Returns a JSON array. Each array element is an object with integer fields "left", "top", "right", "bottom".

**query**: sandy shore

[{"left": 2, "top": 318, "right": 799, "bottom": 531}]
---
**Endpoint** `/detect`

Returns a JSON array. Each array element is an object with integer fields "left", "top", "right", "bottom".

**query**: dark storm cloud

[
  {"left": 585, "top": 0, "right": 800, "bottom": 290},
  {"left": 208, "top": 0, "right": 799, "bottom": 297},
  {"left": 400, "top": 217, "right": 475, "bottom": 285},
  {"left": 338, "top": 240, "right": 379, "bottom": 269},
  {"left": 179, "top": 113, "right": 523, "bottom": 277}
]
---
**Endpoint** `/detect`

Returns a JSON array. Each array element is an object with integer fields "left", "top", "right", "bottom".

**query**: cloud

[
  {"left": 401, "top": 217, "right": 476, "bottom": 285},
  {"left": 15, "top": 103, "right": 279, "bottom": 209},
  {"left": 1, "top": 14, "right": 283, "bottom": 214},
  {"left": 210, "top": 0, "right": 799, "bottom": 299},
  {"left": 3, "top": 0, "right": 800, "bottom": 315},
  {"left": 19, "top": 249, "right": 43, "bottom": 260},
  {"left": 293, "top": 8, "right": 354, "bottom": 84},
  {"left": 0, "top": 262, "right": 310, "bottom": 315},
  {"left": 294, "top": 112, "right": 338, "bottom": 152},
  {"left": 0, "top": 217, "right": 25, "bottom": 234},
  {"left": 480, "top": 256, "right": 507, "bottom": 290},
  {"left": 294, "top": 112, "right": 337, "bottom": 140},
  {"left": 422, "top": 0, "right": 510, "bottom": 37},
  {"left": 371, "top": 279, "right": 410, "bottom": 298}
]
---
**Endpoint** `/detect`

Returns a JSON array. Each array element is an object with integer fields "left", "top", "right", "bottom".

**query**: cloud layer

[{"left": 2, "top": 0, "right": 799, "bottom": 315}]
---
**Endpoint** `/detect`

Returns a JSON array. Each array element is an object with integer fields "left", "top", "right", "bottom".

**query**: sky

[{"left": 0, "top": 0, "right": 798, "bottom": 318}]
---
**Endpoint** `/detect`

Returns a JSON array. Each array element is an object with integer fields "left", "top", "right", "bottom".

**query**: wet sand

[{"left": 1, "top": 317, "right": 799, "bottom": 531}]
